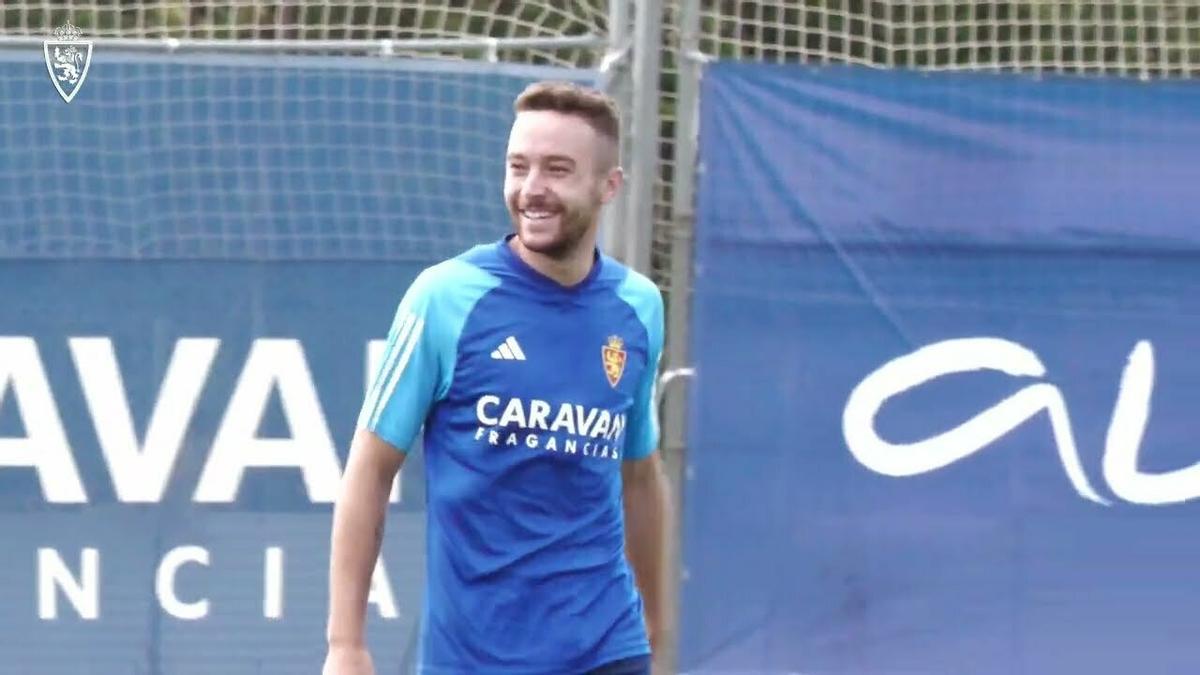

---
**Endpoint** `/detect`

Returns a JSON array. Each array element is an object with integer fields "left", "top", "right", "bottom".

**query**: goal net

[{"left": 0, "top": 1, "right": 609, "bottom": 260}]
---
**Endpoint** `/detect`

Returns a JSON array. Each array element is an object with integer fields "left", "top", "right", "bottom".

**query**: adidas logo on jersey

[{"left": 490, "top": 336, "right": 526, "bottom": 361}]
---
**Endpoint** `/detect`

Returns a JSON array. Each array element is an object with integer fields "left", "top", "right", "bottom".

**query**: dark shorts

[{"left": 584, "top": 653, "right": 652, "bottom": 675}]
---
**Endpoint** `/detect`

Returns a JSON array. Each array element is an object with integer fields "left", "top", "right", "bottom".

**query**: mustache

[
  {"left": 511, "top": 192, "right": 560, "bottom": 208},
  {"left": 514, "top": 200, "right": 562, "bottom": 210}
]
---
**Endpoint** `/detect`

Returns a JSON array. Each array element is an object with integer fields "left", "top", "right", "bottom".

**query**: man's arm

[
  {"left": 324, "top": 264, "right": 449, "bottom": 674},
  {"left": 324, "top": 429, "right": 406, "bottom": 672},
  {"left": 622, "top": 452, "right": 673, "bottom": 656}
]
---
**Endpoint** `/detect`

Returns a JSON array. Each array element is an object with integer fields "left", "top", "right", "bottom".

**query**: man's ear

[{"left": 600, "top": 165, "right": 624, "bottom": 204}]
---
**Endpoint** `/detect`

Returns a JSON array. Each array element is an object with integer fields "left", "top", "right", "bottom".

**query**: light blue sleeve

[
  {"left": 358, "top": 259, "right": 499, "bottom": 453},
  {"left": 616, "top": 271, "right": 665, "bottom": 462}
]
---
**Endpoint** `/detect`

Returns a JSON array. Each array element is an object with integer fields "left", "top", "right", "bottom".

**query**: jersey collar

[{"left": 498, "top": 234, "right": 603, "bottom": 294}]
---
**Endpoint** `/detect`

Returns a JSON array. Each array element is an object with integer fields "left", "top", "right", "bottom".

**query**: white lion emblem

[
  {"left": 43, "top": 22, "right": 93, "bottom": 103},
  {"left": 52, "top": 45, "right": 85, "bottom": 84}
]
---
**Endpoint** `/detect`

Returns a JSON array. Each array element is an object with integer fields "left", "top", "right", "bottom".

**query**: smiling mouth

[{"left": 520, "top": 208, "right": 559, "bottom": 221}]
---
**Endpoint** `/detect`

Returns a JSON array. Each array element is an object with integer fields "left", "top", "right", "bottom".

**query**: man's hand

[
  {"left": 651, "top": 652, "right": 669, "bottom": 675},
  {"left": 322, "top": 643, "right": 375, "bottom": 675}
]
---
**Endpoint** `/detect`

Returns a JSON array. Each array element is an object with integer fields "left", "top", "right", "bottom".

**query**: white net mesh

[
  {"left": 697, "top": 0, "right": 1200, "bottom": 75},
  {"left": 1, "top": 2, "right": 607, "bottom": 65},
  {"left": 0, "top": 1, "right": 607, "bottom": 260},
  {"left": 652, "top": 0, "right": 1200, "bottom": 294},
  {"left": 5, "top": 1, "right": 1199, "bottom": 269}
]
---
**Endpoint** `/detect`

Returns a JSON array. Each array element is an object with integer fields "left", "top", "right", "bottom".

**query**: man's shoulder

[
  {"left": 598, "top": 256, "right": 663, "bottom": 350},
  {"left": 601, "top": 255, "right": 662, "bottom": 311},
  {"left": 408, "top": 244, "right": 503, "bottom": 306}
]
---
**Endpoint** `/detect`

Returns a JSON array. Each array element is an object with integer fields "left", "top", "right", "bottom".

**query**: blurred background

[{"left": 1, "top": 2, "right": 1199, "bottom": 673}]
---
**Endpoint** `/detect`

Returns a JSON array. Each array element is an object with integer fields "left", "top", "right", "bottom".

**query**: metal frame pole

[
  {"left": 659, "top": 0, "right": 703, "bottom": 672},
  {"left": 599, "top": 0, "right": 633, "bottom": 260},
  {"left": 0, "top": 34, "right": 608, "bottom": 54},
  {"left": 622, "top": 0, "right": 663, "bottom": 275}
]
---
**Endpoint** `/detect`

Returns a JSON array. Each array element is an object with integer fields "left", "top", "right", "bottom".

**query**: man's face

[{"left": 504, "top": 110, "right": 619, "bottom": 260}]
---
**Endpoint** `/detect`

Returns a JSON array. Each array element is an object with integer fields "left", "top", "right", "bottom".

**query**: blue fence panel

[
  {"left": 683, "top": 62, "right": 1200, "bottom": 675},
  {"left": 0, "top": 49, "right": 589, "bottom": 261}
]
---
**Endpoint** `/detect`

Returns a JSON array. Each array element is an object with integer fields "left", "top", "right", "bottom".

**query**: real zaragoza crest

[
  {"left": 44, "top": 21, "right": 93, "bottom": 104},
  {"left": 602, "top": 335, "right": 627, "bottom": 388}
]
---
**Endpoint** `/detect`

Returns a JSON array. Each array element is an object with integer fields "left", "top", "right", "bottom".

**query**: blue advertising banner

[
  {"left": 684, "top": 63, "right": 1200, "bottom": 674},
  {"left": 0, "top": 261, "right": 431, "bottom": 674}
]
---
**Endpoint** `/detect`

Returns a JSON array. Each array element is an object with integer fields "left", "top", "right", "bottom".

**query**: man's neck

[{"left": 510, "top": 234, "right": 596, "bottom": 287}]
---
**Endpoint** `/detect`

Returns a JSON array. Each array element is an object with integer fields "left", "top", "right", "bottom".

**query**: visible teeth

[{"left": 524, "top": 210, "right": 553, "bottom": 220}]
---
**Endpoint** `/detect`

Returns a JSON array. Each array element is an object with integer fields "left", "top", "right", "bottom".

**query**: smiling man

[{"left": 323, "top": 81, "right": 671, "bottom": 675}]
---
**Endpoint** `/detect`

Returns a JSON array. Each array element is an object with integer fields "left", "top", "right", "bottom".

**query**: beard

[{"left": 507, "top": 193, "right": 600, "bottom": 261}]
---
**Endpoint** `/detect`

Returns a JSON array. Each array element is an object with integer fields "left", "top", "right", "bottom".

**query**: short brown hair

[{"left": 513, "top": 81, "right": 621, "bottom": 149}]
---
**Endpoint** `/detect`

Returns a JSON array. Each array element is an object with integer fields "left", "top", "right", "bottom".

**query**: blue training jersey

[{"left": 358, "top": 234, "right": 664, "bottom": 674}]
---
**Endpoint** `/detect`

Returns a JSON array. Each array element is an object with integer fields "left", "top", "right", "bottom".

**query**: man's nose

[{"left": 522, "top": 169, "right": 549, "bottom": 197}]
